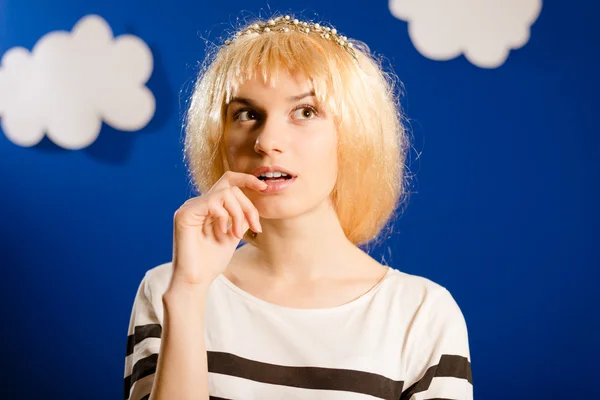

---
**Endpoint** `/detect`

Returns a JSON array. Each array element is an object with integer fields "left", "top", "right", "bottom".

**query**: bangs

[{"left": 218, "top": 30, "right": 351, "bottom": 115}]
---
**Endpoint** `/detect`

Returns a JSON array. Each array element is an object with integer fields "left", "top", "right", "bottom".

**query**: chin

[
  {"left": 254, "top": 199, "right": 303, "bottom": 220},
  {"left": 254, "top": 196, "right": 331, "bottom": 220}
]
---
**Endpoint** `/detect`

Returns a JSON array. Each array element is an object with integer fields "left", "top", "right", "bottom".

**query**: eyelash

[{"left": 232, "top": 104, "right": 319, "bottom": 121}]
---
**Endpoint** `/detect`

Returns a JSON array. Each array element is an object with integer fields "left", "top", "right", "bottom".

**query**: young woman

[{"left": 124, "top": 14, "right": 473, "bottom": 400}]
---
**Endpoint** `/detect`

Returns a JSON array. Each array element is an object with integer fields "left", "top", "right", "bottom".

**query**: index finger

[{"left": 212, "top": 171, "right": 268, "bottom": 193}]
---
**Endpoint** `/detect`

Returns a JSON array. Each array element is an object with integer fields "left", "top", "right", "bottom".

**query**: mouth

[
  {"left": 252, "top": 165, "right": 298, "bottom": 182},
  {"left": 259, "top": 175, "right": 297, "bottom": 194},
  {"left": 257, "top": 174, "right": 294, "bottom": 182}
]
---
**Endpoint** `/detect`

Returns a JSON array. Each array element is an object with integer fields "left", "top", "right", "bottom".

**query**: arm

[
  {"left": 124, "top": 171, "right": 264, "bottom": 399},
  {"left": 400, "top": 288, "right": 473, "bottom": 400},
  {"left": 149, "top": 283, "right": 210, "bottom": 400},
  {"left": 124, "top": 273, "right": 211, "bottom": 400}
]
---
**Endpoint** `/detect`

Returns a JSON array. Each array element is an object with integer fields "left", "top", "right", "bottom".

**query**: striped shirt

[{"left": 124, "top": 262, "right": 473, "bottom": 400}]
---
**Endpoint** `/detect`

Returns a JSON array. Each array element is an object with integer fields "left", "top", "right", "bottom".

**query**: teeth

[{"left": 259, "top": 171, "right": 289, "bottom": 178}]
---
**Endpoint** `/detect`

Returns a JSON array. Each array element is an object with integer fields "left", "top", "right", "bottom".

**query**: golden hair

[{"left": 184, "top": 13, "right": 412, "bottom": 248}]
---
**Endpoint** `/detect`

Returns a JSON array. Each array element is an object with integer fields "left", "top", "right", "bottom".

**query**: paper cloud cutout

[
  {"left": 0, "top": 14, "right": 155, "bottom": 149},
  {"left": 389, "top": 0, "right": 542, "bottom": 68}
]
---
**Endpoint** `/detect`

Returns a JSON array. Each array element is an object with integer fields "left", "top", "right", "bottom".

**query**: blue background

[{"left": 1, "top": 0, "right": 598, "bottom": 398}]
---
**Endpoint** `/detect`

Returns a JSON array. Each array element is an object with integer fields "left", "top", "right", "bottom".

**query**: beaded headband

[{"left": 225, "top": 15, "right": 358, "bottom": 61}]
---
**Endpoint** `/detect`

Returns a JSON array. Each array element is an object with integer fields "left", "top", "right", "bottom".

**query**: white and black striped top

[{"left": 124, "top": 262, "right": 473, "bottom": 400}]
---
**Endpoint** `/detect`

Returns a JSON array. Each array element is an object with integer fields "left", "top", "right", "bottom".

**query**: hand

[{"left": 170, "top": 171, "right": 267, "bottom": 289}]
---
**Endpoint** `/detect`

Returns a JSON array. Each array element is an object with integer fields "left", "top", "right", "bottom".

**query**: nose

[{"left": 254, "top": 117, "right": 288, "bottom": 155}]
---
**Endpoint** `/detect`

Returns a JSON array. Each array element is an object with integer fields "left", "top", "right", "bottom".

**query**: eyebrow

[{"left": 227, "top": 90, "right": 316, "bottom": 109}]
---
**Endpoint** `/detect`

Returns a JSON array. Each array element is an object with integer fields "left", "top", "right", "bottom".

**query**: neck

[{"left": 247, "top": 199, "right": 359, "bottom": 282}]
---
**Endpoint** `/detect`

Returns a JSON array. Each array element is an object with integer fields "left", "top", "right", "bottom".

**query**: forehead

[{"left": 228, "top": 69, "right": 315, "bottom": 100}]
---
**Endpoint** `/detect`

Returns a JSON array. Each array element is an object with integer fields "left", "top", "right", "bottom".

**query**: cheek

[
  {"left": 224, "top": 143, "right": 241, "bottom": 170},
  {"left": 226, "top": 135, "right": 254, "bottom": 157},
  {"left": 301, "top": 132, "right": 338, "bottom": 182},
  {"left": 225, "top": 137, "right": 257, "bottom": 172},
  {"left": 226, "top": 144, "right": 239, "bottom": 158}
]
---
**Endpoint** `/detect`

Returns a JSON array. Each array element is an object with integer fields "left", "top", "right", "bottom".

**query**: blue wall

[{"left": 1, "top": 0, "right": 598, "bottom": 398}]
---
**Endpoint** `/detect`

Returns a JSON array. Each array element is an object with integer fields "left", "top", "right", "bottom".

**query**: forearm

[{"left": 149, "top": 284, "right": 210, "bottom": 400}]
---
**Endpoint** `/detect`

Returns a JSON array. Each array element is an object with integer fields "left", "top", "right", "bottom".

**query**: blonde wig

[{"left": 184, "top": 13, "right": 412, "bottom": 248}]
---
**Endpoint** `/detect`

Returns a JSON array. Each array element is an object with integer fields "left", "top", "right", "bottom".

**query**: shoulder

[
  {"left": 384, "top": 270, "right": 473, "bottom": 395},
  {"left": 132, "top": 262, "right": 174, "bottom": 319},
  {"left": 383, "top": 267, "right": 458, "bottom": 308},
  {"left": 143, "top": 261, "right": 174, "bottom": 289},
  {"left": 381, "top": 268, "right": 468, "bottom": 334}
]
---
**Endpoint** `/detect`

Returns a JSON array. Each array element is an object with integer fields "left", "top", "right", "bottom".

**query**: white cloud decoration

[
  {"left": 0, "top": 14, "right": 155, "bottom": 149},
  {"left": 389, "top": 0, "right": 543, "bottom": 68}
]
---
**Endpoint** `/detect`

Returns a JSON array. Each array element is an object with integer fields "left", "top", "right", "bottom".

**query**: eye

[
  {"left": 233, "top": 109, "right": 258, "bottom": 122},
  {"left": 292, "top": 105, "right": 318, "bottom": 120}
]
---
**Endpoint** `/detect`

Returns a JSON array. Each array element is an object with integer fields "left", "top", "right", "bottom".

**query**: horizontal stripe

[
  {"left": 436, "top": 355, "right": 472, "bottom": 382},
  {"left": 208, "top": 351, "right": 403, "bottom": 399},
  {"left": 126, "top": 324, "right": 162, "bottom": 356},
  {"left": 124, "top": 354, "right": 158, "bottom": 399},
  {"left": 400, "top": 355, "right": 472, "bottom": 400},
  {"left": 124, "top": 375, "right": 131, "bottom": 400},
  {"left": 413, "top": 377, "right": 472, "bottom": 400},
  {"left": 125, "top": 337, "right": 161, "bottom": 377},
  {"left": 125, "top": 373, "right": 155, "bottom": 400}
]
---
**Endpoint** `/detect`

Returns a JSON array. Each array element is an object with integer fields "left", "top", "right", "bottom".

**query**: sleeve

[
  {"left": 400, "top": 287, "right": 473, "bottom": 400},
  {"left": 123, "top": 273, "right": 163, "bottom": 400}
]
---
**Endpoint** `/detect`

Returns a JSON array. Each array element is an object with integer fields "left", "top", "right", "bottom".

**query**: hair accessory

[{"left": 225, "top": 15, "right": 357, "bottom": 60}]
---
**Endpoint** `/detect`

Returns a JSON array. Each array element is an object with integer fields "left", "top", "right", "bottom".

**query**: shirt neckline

[{"left": 216, "top": 266, "right": 393, "bottom": 315}]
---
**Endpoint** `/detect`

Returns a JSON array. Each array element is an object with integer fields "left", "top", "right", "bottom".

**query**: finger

[
  {"left": 231, "top": 186, "right": 262, "bottom": 233},
  {"left": 205, "top": 202, "right": 229, "bottom": 237},
  {"left": 211, "top": 171, "right": 268, "bottom": 193},
  {"left": 221, "top": 189, "right": 246, "bottom": 238},
  {"left": 201, "top": 214, "right": 215, "bottom": 238},
  {"left": 204, "top": 196, "right": 227, "bottom": 233},
  {"left": 219, "top": 215, "right": 229, "bottom": 235},
  {"left": 209, "top": 210, "right": 233, "bottom": 243},
  {"left": 175, "top": 197, "right": 209, "bottom": 227},
  {"left": 240, "top": 218, "right": 250, "bottom": 238},
  {"left": 214, "top": 215, "right": 230, "bottom": 242}
]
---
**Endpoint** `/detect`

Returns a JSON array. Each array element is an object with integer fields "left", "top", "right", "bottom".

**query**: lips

[
  {"left": 259, "top": 175, "right": 297, "bottom": 194},
  {"left": 252, "top": 165, "right": 297, "bottom": 178}
]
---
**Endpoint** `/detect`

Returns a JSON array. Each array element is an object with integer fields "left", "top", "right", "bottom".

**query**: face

[{"left": 223, "top": 71, "right": 338, "bottom": 220}]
